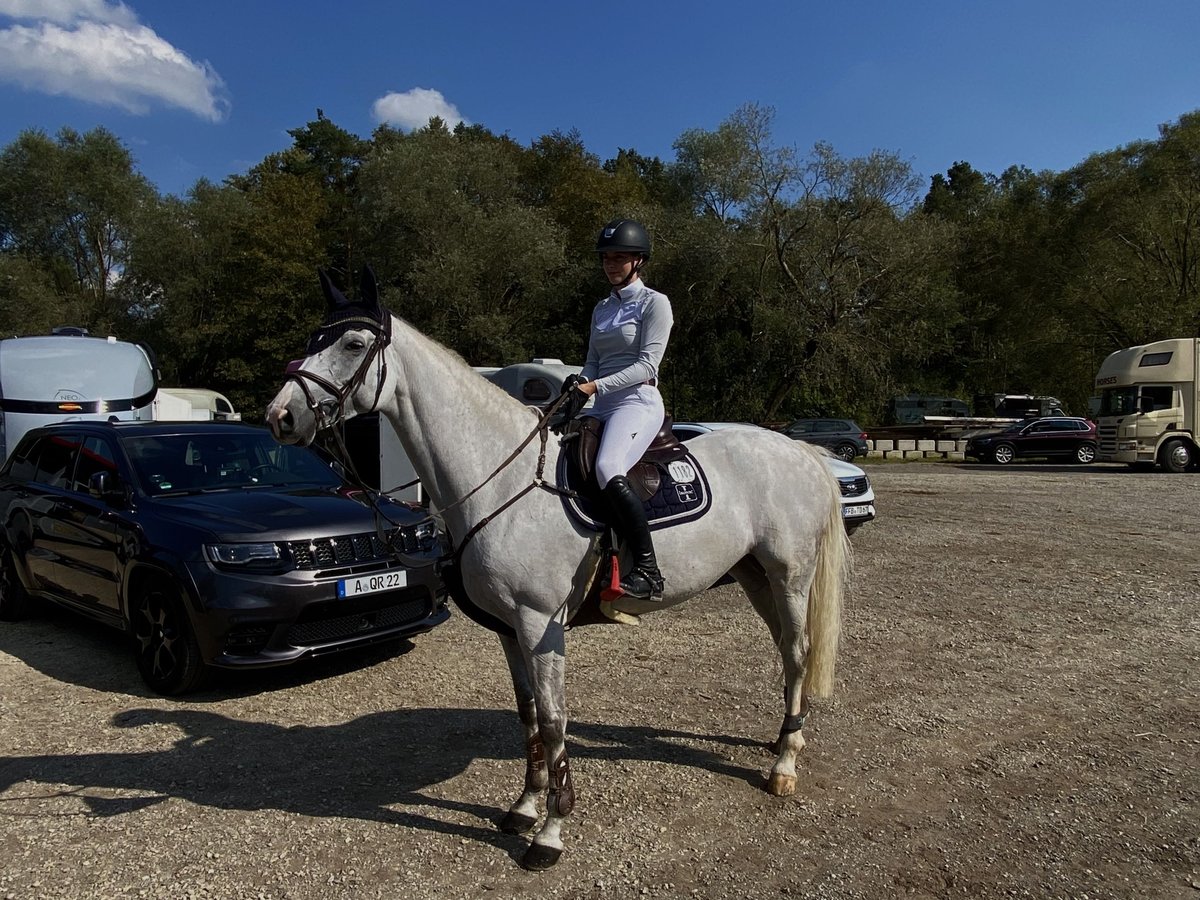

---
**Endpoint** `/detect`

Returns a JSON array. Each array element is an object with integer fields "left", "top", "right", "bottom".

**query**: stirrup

[{"left": 619, "top": 567, "right": 664, "bottom": 602}]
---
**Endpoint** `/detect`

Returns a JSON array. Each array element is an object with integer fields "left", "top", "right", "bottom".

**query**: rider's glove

[{"left": 550, "top": 374, "right": 588, "bottom": 435}]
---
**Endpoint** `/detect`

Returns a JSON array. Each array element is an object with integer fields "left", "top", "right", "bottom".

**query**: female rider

[{"left": 568, "top": 219, "right": 673, "bottom": 601}]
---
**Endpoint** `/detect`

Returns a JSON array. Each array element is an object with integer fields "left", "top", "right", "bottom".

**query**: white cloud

[
  {"left": 0, "top": 0, "right": 136, "bottom": 26},
  {"left": 372, "top": 88, "right": 468, "bottom": 131},
  {"left": 0, "top": 1, "right": 228, "bottom": 120}
]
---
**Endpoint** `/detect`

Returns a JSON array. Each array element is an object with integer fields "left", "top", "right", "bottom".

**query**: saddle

[{"left": 563, "top": 414, "right": 689, "bottom": 501}]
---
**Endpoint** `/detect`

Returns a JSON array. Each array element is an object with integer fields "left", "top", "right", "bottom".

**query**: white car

[{"left": 671, "top": 421, "right": 876, "bottom": 533}]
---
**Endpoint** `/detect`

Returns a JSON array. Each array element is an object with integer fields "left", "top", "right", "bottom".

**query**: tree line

[{"left": 1, "top": 105, "right": 1197, "bottom": 425}]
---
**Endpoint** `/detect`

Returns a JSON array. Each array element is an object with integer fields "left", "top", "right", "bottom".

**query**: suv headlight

[
  {"left": 205, "top": 542, "right": 291, "bottom": 573},
  {"left": 412, "top": 519, "right": 438, "bottom": 550}
]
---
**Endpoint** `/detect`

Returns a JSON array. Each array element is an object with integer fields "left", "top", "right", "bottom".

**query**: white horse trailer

[
  {"left": 155, "top": 387, "right": 241, "bottom": 421},
  {"left": 0, "top": 331, "right": 158, "bottom": 465}
]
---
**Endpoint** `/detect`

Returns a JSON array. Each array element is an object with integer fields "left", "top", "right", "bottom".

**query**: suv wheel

[
  {"left": 0, "top": 544, "right": 30, "bottom": 622},
  {"left": 1074, "top": 442, "right": 1097, "bottom": 464},
  {"left": 833, "top": 442, "right": 858, "bottom": 462},
  {"left": 132, "top": 581, "right": 207, "bottom": 695},
  {"left": 991, "top": 443, "right": 1016, "bottom": 465}
]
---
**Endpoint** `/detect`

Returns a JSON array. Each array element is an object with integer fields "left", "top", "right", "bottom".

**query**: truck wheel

[
  {"left": 132, "top": 581, "right": 207, "bottom": 695},
  {"left": 1074, "top": 442, "right": 1097, "bottom": 464},
  {"left": 991, "top": 443, "right": 1016, "bottom": 465},
  {"left": 1159, "top": 440, "right": 1193, "bottom": 474}
]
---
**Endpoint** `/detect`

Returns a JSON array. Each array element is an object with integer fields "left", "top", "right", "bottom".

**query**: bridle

[{"left": 286, "top": 312, "right": 392, "bottom": 430}]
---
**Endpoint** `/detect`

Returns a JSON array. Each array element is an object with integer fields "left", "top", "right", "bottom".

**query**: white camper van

[{"left": 0, "top": 330, "right": 158, "bottom": 464}]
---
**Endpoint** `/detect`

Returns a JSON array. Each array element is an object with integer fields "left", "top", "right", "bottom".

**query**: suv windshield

[{"left": 124, "top": 431, "right": 341, "bottom": 495}]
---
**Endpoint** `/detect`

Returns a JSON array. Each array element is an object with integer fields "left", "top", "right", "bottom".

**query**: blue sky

[{"left": 0, "top": 0, "right": 1197, "bottom": 198}]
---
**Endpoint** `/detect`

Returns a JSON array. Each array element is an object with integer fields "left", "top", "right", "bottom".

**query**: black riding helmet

[{"left": 595, "top": 219, "right": 651, "bottom": 260}]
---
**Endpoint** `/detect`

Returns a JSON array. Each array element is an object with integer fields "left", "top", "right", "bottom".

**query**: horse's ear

[
  {"left": 359, "top": 265, "right": 381, "bottom": 313},
  {"left": 318, "top": 268, "right": 350, "bottom": 309}
]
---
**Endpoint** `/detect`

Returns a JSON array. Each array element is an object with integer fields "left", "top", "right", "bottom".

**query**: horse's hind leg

[
  {"left": 764, "top": 565, "right": 817, "bottom": 797},
  {"left": 736, "top": 556, "right": 816, "bottom": 796},
  {"left": 498, "top": 634, "right": 547, "bottom": 835}
]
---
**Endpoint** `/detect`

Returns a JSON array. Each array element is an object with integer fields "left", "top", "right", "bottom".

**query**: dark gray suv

[
  {"left": 783, "top": 419, "right": 870, "bottom": 461},
  {"left": 0, "top": 422, "right": 448, "bottom": 694}
]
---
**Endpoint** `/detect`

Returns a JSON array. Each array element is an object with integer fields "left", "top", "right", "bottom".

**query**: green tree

[
  {"left": 0, "top": 126, "right": 157, "bottom": 333},
  {"left": 359, "top": 122, "right": 574, "bottom": 365},
  {"left": 667, "top": 105, "right": 957, "bottom": 423}
]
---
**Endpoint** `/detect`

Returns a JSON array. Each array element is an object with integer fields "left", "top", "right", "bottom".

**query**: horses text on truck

[
  {"left": 1094, "top": 337, "right": 1199, "bottom": 472},
  {"left": 0, "top": 329, "right": 158, "bottom": 465}
]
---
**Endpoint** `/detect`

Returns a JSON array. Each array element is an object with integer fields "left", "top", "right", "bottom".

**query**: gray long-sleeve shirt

[{"left": 579, "top": 281, "right": 674, "bottom": 395}]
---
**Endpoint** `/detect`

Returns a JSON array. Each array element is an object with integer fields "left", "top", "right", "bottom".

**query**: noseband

[{"left": 287, "top": 313, "right": 392, "bottom": 429}]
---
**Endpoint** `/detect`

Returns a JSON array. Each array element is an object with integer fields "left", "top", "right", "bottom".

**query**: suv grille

[
  {"left": 288, "top": 530, "right": 423, "bottom": 569},
  {"left": 286, "top": 587, "right": 433, "bottom": 646},
  {"left": 838, "top": 477, "right": 869, "bottom": 498}
]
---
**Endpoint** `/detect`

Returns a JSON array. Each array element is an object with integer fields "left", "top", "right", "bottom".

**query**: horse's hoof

[
  {"left": 520, "top": 843, "right": 563, "bottom": 871},
  {"left": 766, "top": 772, "right": 796, "bottom": 796},
  {"left": 499, "top": 810, "right": 538, "bottom": 834}
]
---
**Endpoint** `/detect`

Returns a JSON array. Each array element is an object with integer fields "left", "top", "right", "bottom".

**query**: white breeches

[{"left": 589, "top": 384, "right": 665, "bottom": 488}]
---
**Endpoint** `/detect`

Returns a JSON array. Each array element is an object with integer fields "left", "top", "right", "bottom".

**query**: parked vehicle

[
  {"left": 155, "top": 388, "right": 240, "bottom": 422},
  {"left": 975, "top": 393, "right": 1066, "bottom": 419},
  {"left": 964, "top": 417, "right": 1097, "bottom": 465},
  {"left": 0, "top": 329, "right": 158, "bottom": 465},
  {"left": 475, "top": 358, "right": 583, "bottom": 410},
  {"left": 1094, "top": 337, "right": 1200, "bottom": 472},
  {"left": 886, "top": 395, "right": 969, "bottom": 425},
  {"left": 0, "top": 421, "right": 448, "bottom": 694},
  {"left": 782, "top": 418, "right": 869, "bottom": 461},
  {"left": 672, "top": 422, "right": 876, "bottom": 533}
]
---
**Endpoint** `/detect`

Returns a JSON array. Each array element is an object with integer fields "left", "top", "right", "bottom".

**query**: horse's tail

[{"left": 803, "top": 462, "right": 851, "bottom": 698}]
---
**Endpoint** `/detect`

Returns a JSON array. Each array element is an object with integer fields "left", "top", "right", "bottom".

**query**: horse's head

[{"left": 266, "top": 266, "right": 393, "bottom": 445}]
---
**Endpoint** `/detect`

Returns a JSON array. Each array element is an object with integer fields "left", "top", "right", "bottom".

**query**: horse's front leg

[
  {"left": 498, "top": 633, "right": 547, "bottom": 835},
  {"left": 519, "top": 620, "right": 574, "bottom": 871}
]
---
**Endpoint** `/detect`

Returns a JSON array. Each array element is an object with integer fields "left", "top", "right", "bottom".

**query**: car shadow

[
  {"left": 0, "top": 706, "right": 769, "bottom": 860},
  {"left": 0, "top": 603, "right": 420, "bottom": 701},
  {"left": 950, "top": 461, "right": 1124, "bottom": 473}
]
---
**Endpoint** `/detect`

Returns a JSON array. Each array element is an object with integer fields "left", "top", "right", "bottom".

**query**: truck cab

[{"left": 1094, "top": 338, "right": 1198, "bottom": 472}]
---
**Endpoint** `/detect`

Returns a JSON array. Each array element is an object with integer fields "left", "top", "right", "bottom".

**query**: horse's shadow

[{"left": 0, "top": 706, "right": 768, "bottom": 856}]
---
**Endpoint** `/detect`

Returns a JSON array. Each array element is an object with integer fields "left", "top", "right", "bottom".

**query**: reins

[
  {"left": 438, "top": 390, "right": 578, "bottom": 567},
  {"left": 293, "top": 308, "right": 579, "bottom": 568}
]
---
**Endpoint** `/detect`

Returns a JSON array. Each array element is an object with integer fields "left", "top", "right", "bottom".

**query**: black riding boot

[{"left": 603, "top": 475, "right": 664, "bottom": 601}]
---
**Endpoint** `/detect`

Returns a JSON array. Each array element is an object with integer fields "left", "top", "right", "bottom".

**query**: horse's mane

[{"left": 387, "top": 310, "right": 544, "bottom": 421}]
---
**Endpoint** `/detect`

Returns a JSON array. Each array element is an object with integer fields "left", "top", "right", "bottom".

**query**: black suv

[
  {"left": 0, "top": 422, "right": 448, "bottom": 694},
  {"left": 965, "top": 417, "right": 1098, "bottom": 464},
  {"left": 782, "top": 418, "right": 870, "bottom": 461}
]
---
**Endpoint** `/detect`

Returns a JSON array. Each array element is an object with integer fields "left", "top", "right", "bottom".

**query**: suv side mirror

[{"left": 88, "top": 471, "right": 127, "bottom": 505}]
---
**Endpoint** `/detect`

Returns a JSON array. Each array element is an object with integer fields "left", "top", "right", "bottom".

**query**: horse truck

[
  {"left": 0, "top": 329, "right": 158, "bottom": 466},
  {"left": 1094, "top": 337, "right": 1200, "bottom": 472}
]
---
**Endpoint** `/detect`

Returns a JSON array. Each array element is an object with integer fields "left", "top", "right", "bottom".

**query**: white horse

[{"left": 265, "top": 269, "right": 850, "bottom": 870}]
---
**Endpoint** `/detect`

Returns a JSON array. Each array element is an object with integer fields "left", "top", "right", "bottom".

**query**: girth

[{"left": 564, "top": 414, "right": 688, "bottom": 500}]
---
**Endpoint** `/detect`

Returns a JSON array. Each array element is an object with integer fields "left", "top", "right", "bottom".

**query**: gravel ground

[{"left": 1, "top": 462, "right": 1198, "bottom": 900}]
